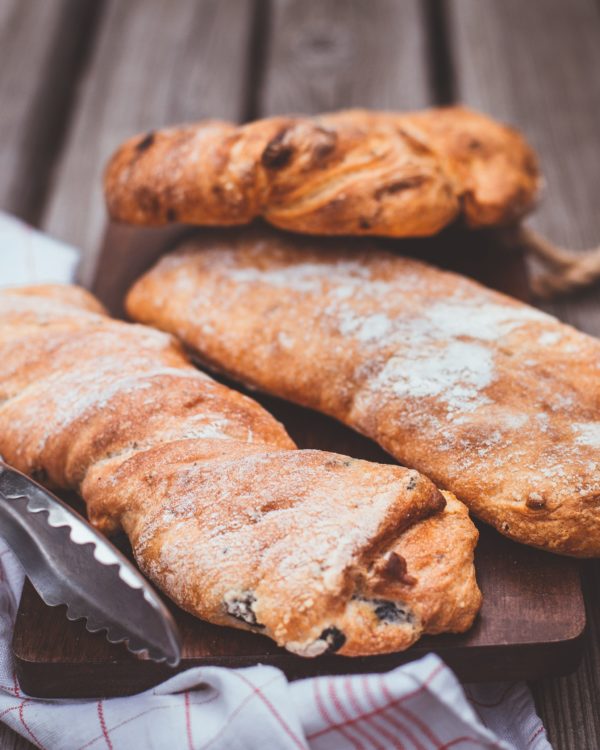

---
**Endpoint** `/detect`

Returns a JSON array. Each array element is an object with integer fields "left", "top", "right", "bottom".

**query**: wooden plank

[
  {"left": 0, "top": 0, "right": 101, "bottom": 223},
  {"left": 41, "top": 0, "right": 256, "bottom": 284},
  {"left": 532, "top": 564, "right": 600, "bottom": 750},
  {"left": 446, "top": 2, "right": 600, "bottom": 747},
  {"left": 259, "top": 0, "right": 432, "bottom": 115},
  {"left": 0, "top": 727, "right": 33, "bottom": 750},
  {"left": 447, "top": 0, "right": 600, "bottom": 335}
]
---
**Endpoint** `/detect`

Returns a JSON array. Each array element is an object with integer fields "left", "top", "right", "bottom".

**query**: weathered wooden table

[{"left": 1, "top": 1, "right": 599, "bottom": 747}]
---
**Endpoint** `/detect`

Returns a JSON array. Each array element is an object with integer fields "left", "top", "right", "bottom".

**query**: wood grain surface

[
  {"left": 447, "top": 0, "right": 600, "bottom": 334},
  {"left": 259, "top": 0, "right": 431, "bottom": 114},
  {"left": 0, "top": 0, "right": 100, "bottom": 225},
  {"left": 1, "top": 0, "right": 599, "bottom": 747},
  {"left": 41, "top": 0, "right": 256, "bottom": 285}
]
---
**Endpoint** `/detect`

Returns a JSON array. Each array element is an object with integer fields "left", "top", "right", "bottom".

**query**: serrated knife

[{"left": 0, "top": 460, "right": 181, "bottom": 666}]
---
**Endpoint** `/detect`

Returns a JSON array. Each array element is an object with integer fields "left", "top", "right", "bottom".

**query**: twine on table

[{"left": 504, "top": 224, "right": 600, "bottom": 299}]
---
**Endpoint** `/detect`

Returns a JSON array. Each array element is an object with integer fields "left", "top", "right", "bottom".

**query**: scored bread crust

[
  {"left": 104, "top": 107, "right": 539, "bottom": 237},
  {"left": 0, "top": 285, "right": 481, "bottom": 657},
  {"left": 126, "top": 227, "right": 600, "bottom": 557}
]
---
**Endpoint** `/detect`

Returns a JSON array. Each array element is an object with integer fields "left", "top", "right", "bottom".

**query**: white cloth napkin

[
  {"left": 0, "top": 213, "right": 79, "bottom": 286},
  {"left": 0, "top": 213, "right": 551, "bottom": 750}
]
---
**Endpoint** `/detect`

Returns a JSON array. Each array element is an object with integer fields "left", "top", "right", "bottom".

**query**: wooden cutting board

[{"left": 12, "top": 222, "right": 586, "bottom": 698}]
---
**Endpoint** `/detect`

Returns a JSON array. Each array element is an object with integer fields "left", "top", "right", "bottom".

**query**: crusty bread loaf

[
  {"left": 0, "top": 285, "right": 481, "bottom": 656},
  {"left": 105, "top": 107, "right": 539, "bottom": 237},
  {"left": 127, "top": 227, "right": 600, "bottom": 557}
]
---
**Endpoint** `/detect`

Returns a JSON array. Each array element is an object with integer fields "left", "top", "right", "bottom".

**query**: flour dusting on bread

[
  {"left": 126, "top": 227, "right": 600, "bottom": 556},
  {"left": 0, "top": 284, "right": 481, "bottom": 655}
]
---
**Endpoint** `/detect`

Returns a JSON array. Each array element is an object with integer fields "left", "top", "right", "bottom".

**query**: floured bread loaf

[
  {"left": 127, "top": 227, "right": 600, "bottom": 557},
  {"left": 105, "top": 107, "right": 539, "bottom": 237},
  {"left": 0, "top": 285, "right": 481, "bottom": 656}
]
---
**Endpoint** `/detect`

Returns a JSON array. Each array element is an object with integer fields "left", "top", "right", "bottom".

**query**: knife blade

[{"left": 0, "top": 460, "right": 181, "bottom": 666}]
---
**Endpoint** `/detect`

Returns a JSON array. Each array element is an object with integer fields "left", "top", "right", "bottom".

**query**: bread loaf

[
  {"left": 0, "top": 285, "right": 481, "bottom": 656},
  {"left": 105, "top": 107, "right": 539, "bottom": 238},
  {"left": 127, "top": 227, "right": 600, "bottom": 557}
]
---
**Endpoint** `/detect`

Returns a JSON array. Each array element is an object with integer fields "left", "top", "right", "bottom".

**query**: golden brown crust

[
  {"left": 126, "top": 227, "right": 600, "bottom": 557},
  {"left": 0, "top": 285, "right": 481, "bottom": 656},
  {"left": 2, "top": 284, "right": 107, "bottom": 314},
  {"left": 104, "top": 107, "right": 539, "bottom": 237},
  {"left": 389, "top": 492, "right": 481, "bottom": 635}
]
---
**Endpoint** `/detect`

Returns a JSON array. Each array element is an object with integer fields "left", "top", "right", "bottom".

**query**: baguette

[
  {"left": 127, "top": 227, "right": 600, "bottom": 557},
  {"left": 0, "top": 285, "right": 481, "bottom": 656},
  {"left": 105, "top": 107, "right": 539, "bottom": 237}
]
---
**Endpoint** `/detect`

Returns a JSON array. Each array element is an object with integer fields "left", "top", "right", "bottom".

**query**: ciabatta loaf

[
  {"left": 127, "top": 227, "right": 600, "bottom": 557},
  {"left": 105, "top": 107, "right": 538, "bottom": 237},
  {"left": 0, "top": 286, "right": 481, "bottom": 656}
]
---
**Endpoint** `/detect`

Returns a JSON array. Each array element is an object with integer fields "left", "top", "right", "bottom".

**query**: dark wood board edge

[
  {"left": 15, "top": 642, "right": 586, "bottom": 700},
  {"left": 13, "top": 586, "right": 586, "bottom": 699}
]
